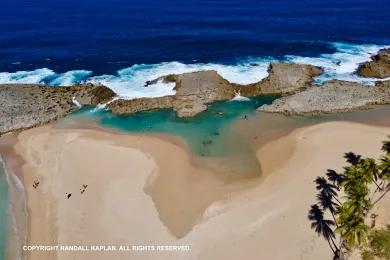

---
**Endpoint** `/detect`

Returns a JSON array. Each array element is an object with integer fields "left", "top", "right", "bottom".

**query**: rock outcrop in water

[
  {"left": 4, "top": 47, "right": 390, "bottom": 135},
  {"left": 249, "top": 63, "right": 323, "bottom": 94},
  {"left": 0, "top": 83, "right": 116, "bottom": 135},
  {"left": 258, "top": 80, "right": 390, "bottom": 115},
  {"left": 357, "top": 48, "right": 390, "bottom": 78},
  {"left": 108, "top": 63, "right": 323, "bottom": 117}
]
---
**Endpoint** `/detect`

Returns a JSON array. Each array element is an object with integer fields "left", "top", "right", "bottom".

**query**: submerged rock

[
  {"left": 108, "top": 63, "right": 322, "bottom": 117},
  {"left": 357, "top": 48, "right": 390, "bottom": 78},
  {"left": 0, "top": 83, "right": 115, "bottom": 135},
  {"left": 258, "top": 80, "right": 390, "bottom": 115}
]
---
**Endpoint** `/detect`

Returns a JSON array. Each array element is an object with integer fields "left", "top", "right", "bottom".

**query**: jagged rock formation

[
  {"left": 245, "top": 63, "right": 323, "bottom": 95},
  {"left": 258, "top": 80, "right": 390, "bottom": 115},
  {"left": 108, "top": 63, "right": 323, "bottom": 117},
  {"left": 0, "top": 83, "right": 115, "bottom": 135},
  {"left": 357, "top": 48, "right": 390, "bottom": 78},
  {"left": 107, "top": 96, "right": 174, "bottom": 114}
]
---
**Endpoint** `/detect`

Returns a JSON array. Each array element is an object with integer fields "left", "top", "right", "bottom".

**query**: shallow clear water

[
  {"left": 77, "top": 96, "right": 277, "bottom": 159},
  {"left": 1, "top": 0, "right": 389, "bottom": 255},
  {"left": 71, "top": 102, "right": 390, "bottom": 174},
  {"left": 0, "top": 159, "right": 8, "bottom": 259},
  {"left": 70, "top": 96, "right": 277, "bottom": 174}
]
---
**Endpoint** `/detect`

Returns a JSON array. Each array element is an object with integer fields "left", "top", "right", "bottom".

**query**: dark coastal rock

[
  {"left": 254, "top": 62, "right": 323, "bottom": 94},
  {"left": 257, "top": 80, "right": 390, "bottom": 115},
  {"left": 357, "top": 48, "right": 390, "bottom": 78},
  {"left": 108, "top": 96, "right": 174, "bottom": 114},
  {"left": 171, "top": 70, "right": 237, "bottom": 117},
  {"left": 109, "top": 70, "right": 235, "bottom": 117},
  {"left": 0, "top": 83, "right": 116, "bottom": 135},
  {"left": 75, "top": 84, "right": 117, "bottom": 105},
  {"left": 108, "top": 63, "right": 322, "bottom": 117}
]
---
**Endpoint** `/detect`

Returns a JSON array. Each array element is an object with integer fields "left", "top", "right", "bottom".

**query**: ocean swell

[{"left": 0, "top": 42, "right": 388, "bottom": 99}]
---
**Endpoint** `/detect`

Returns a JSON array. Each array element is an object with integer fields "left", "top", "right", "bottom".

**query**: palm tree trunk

[
  {"left": 330, "top": 236, "right": 339, "bottom": 252},
  {"left": 333, "top": 196, "right": 342, "bottom": 205},
  {"left": 372, "top": 178, "right": 382, "bottom": 192},
  {"left": 330, "top": 211, "right": 338, "bottom": 227},
  {"left": 373, "top": 184, "right": 390, "bottom": 206},
  {"left": 327, "top": 238, "right": 336, "bottom": 255}
]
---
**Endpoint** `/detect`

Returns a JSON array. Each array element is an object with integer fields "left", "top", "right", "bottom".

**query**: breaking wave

[{"left": 0, "top": 42, "right": 388, "bottom": 99}]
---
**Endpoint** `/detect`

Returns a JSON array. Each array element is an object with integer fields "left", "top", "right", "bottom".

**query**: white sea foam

[
  {"left": 88, "top": 60, "right": 272, "bottom": 98},
  {"left": 0, "top": 68, "right": 55, "bottom": 84},
  {"left": 231, "top": 91, "right": 251, "bottom": 101},
  {"left": 72, "top": 97, "right": 82, "bottom": 108},
  {"left": 286, "top": 42, "right": 389, "bottom": 85},
  {"left": 47, "top": 70, "right": 92, "bottom": 86},
  {"left": 0, "top": 68, "right": 92, "bottom": 86},
  {"left": 0, "top": 42, "right": 388, "bottom": 98}
]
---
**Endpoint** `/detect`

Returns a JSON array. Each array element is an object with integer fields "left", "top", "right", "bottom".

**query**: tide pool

[
  {"left": 81, "top": 96, "right": 275, "bottom": 156},
  {"left": 72, "top": 96, "right": 277, "bottom": 173}
]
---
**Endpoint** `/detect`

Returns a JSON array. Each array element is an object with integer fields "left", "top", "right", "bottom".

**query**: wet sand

[
  {"left": 2, "top": 125, "right": 258, "bottom": 260},
  {"left": 1, "top": 118, "right": 389, "bottom": 260}
]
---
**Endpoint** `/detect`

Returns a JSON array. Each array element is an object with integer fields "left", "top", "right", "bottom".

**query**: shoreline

[
  {"left": 0, "top": 138, "right": 27, "bottom": 260},
  {"left": 2, "top": 46, "right": 389, "bottom": 136},
  {"left": 0, "top": 107, "right": 390, "bottom": 259},
  {"left": 1, "top": 125, "right": 265, "bottom": 260}
]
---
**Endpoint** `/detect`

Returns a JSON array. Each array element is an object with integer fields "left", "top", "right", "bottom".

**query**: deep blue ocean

[
  {"left": 0, "top": 0, "right": 389, "bottom": 98},
  {"left": 0, "top": 2, "right": 389, "bottom": 256}
]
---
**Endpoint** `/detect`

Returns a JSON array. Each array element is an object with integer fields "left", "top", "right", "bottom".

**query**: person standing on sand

[
  {"left": 80, "top": 184, "right": 88, "bottom": 194},
  {"left": 33, "top": 180, "right": 39, "bottom": 189}
]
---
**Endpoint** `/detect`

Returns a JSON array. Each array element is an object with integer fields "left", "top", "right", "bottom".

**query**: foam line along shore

[{"left": 0, "top": 43, "right": 388, "bottom": 99}]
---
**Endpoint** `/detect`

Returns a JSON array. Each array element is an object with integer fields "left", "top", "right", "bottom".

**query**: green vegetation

[
  {"left": 362, "top": 226, "right": 390, "bottom": 260},
  {"left": 308, "top": 138, "right": 390, "bottom": 259}
]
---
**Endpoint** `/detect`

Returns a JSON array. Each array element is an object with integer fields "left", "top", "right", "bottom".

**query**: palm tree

[
  {"left": 378, "top": 137, "right": 390, "bottom": 189},
  {"left": 315, "top": 177, "right": 341, "bottom": 204},
  {"left": 308, "top": 204, "right": 339, "bottom": 257},
  {"left": 379, "top": 155, "right": 390, "bottom": 178},
  {"left": 344, "top": 152, "right": 362, "bottom": 165},
  {"left": 336, "top": 207, "right": 368, "bottom": 247},
  {"left": 326, "top": 169, "right": 345, "bottom": 188},
  {"left": 342, "top": 165, "right": 369, "bottom": 197},
  {"left": 317, "top": 191, "right": 339, "bottom": 224},
  {"left": 344, "top": 191, "right": 371, "bottom": 215},
  {"left": 373, "top": 183, "right": 390, "bottom": 205},
  {"left": 381, "top": 138, "right": 390, "bottom": 154},
  {"left": 309, "top": 138, "right": 390, "bottom": 257},
  {"left": 372, "top": 151, "right": 390, "bottom": 205},
  {"left": 359, "top": 158, "right": 382, "bottom": 191}
]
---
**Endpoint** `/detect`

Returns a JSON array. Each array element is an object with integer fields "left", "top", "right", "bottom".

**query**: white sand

[{"left": 6, "top": 121, "right": 390, "bottom": 260}]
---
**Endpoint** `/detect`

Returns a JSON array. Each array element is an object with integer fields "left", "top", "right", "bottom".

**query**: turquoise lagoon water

[
  {"left": 73, "top": 96, "right": 277, "bottom": 173},
  {"left": 72, "top": 96, "right": 390, "bottom": 175},
  {"left": 79, "top": 96, "right": 276, "bottom": 156},
  {"left": 0, "top": 159, "right": 8, "bottom": 259}
]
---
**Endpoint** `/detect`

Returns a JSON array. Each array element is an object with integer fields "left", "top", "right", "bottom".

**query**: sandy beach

[{"left": 1, "top": 121, "right": 390, "bottom": 260}]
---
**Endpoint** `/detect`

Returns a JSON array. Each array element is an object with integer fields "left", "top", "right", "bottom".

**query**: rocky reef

[
  {"left": 0, "top": 83, "right": 115, "bottom": 135},
  {"left": 108, "top": 62, "right": 323, "bottom": 117},
  {"left": 2, "top": 47, "right": 389, "bottom": 135},
  {"left": 245, "top": 63, "right": 323, "bottom": 94},
  {"left": 357, "top": 48, "right": 390, "bottom": 78},
  {"left": 258, "top": 80, "right": 390, "bottom": 115},
  {"left": 0, "top": 62, "right": 321, "bottom": 134}
]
